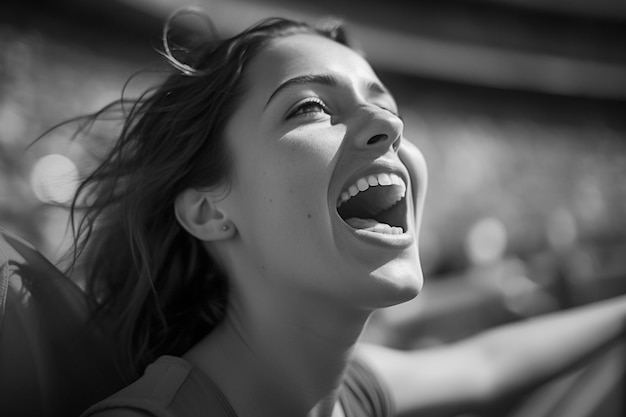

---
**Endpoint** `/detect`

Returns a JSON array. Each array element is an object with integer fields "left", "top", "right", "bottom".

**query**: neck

[{"left": 184, "top": 279, "right": 370, "bottom": 417}]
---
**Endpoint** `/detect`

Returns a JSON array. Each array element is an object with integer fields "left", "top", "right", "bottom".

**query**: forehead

[{"left": 244, "top": 33, "right": 381, "bottom": 94}]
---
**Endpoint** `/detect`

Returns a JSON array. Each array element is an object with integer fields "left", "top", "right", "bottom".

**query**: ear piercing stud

[{"left": 222, "top": 225, "right": 230, "bottom": 231}]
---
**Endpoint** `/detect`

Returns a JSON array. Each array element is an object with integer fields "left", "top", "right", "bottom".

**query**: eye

[{"left": 287, "top": 98, "right": 330, "bottom": 119}]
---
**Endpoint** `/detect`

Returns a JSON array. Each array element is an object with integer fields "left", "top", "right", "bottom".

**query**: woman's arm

[{"left": 358, "top": 294, "right": 626, "bottom": 416}]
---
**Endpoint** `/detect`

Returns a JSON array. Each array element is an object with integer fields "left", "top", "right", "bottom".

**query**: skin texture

[
  {"left": 173, "top": 32, "right": 626, "bottom": 417},
  {"left": 217, "top": 34, "right": 426, "bottom": 308},
  {"left": 177, "top": 33, "right": 427, "bottom": 417}
]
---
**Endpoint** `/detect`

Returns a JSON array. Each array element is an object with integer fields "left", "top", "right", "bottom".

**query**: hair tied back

[{"left": 160, "top": 6, "right": 219, "bottom": 76}]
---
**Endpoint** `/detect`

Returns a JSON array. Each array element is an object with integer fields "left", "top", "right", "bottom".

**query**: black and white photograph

[{"left": 1, "top": 1, "right": 625, "bottom": 416}]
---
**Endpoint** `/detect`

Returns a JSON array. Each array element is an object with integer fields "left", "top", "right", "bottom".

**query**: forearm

[{"left": 464, "top": 294, "right": 626, "bottom": 398}]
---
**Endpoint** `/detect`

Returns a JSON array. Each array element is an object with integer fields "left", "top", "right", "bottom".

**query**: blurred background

[{"left": 1, "top": 0, "right": 625, "bottom": 416}]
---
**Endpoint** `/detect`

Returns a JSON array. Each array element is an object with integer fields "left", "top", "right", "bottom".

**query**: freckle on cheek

[{"left": 307, "top": 214, "right": 312, "bottom": 219}]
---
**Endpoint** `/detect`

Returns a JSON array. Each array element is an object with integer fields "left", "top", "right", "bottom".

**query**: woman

[{"left": 76, "top": 10, "right": 626, "bottom": 417}]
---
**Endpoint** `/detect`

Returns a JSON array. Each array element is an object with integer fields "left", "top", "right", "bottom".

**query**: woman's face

[{"left": 218, "top": 33, "right": 427, "bottom": 308}]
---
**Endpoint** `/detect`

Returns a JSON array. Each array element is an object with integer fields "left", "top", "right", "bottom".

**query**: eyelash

[
  {"left": 287, "top": 98, "right": 330, "bottom": 119},
  {"left": 286, "top": 98, "right": 403, "bottom": 121}
]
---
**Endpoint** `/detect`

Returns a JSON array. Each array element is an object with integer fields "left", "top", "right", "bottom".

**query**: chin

[{"left": 368, "top": 262, "right": 424, "bottom": 308}]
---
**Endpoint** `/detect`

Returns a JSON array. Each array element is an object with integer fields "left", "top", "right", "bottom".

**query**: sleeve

[
  {"left": 80, "top": 359, "right": 192, "bottom": 417},
  {"left": 341, "top": 358, "right": 396, "bottom": 417},
  {"left": 81, "top": 356, "right": 237, "bottom": 417}
]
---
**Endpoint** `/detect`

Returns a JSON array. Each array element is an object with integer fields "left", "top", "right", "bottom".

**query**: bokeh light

[
  {"left": 30, "top": 154, "right": 79, "bottom": 204},
  {"left": 465, "top": 217, "right": 508, "bottom": 265}
]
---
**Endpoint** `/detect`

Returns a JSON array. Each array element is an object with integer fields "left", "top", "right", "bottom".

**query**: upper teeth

[{"left": 337, "top": 172, "right": 406, "bottom": 207}]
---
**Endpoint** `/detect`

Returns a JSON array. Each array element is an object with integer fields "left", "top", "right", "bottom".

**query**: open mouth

[{"left": 336, "top": 172, "right": 408, "bottom": 235}]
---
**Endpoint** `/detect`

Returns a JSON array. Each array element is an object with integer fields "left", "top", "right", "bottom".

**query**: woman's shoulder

[
  {"left": 82, "top": 354, "right": 393, "bottom": 417},
  {"left": 81, "top": 356, "right": 237, "bottom": 417}
]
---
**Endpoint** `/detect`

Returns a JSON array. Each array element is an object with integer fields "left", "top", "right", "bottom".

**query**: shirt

[{"left": 82, "top": 355, "right": 395, "bottom": 417}]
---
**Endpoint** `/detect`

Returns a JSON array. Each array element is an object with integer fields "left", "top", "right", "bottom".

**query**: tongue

[{"left": 345, "top": 218, "right": 404, "bottom": 234}]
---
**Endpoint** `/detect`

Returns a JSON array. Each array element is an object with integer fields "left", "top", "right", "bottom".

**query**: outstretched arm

[{"left": 357, "top": 294, "right": 626, "bottom": 416}]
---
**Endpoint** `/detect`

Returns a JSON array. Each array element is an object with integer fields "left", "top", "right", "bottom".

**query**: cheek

[
  {"left": 226, "top": 122, "right": 344, "bottom": 232},
  {"left": 248, "top": 127, "right": 340, "bottom": 197},
  {"left": 234, "top": 138, "right": 339, "bottom": 240},
  {"left": 271, "top": 132, "right": 340, "bottom": 218},
  {"left": 253, "top": 159, "right": 330, "bottom": 230}
]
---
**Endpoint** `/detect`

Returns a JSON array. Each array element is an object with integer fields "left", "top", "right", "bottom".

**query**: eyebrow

[{"left": 264, "top": 73, "right": 392, "bottom": 108}]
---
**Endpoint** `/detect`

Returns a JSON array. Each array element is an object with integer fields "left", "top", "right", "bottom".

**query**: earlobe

[{"left": 174, "top": 188, "right": 236, "bottom": 241}]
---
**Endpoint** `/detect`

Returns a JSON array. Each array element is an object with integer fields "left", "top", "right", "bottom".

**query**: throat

[{"left": 186, "top": 295, "right": 365, "bottom": 417}]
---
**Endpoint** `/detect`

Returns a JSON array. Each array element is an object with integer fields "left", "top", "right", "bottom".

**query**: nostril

[
  {"left": 392, "top": 137, "right": 401, "bottom": 152},
  {"left": 367, "top": 134, "right": 388, "bottom": 145}
]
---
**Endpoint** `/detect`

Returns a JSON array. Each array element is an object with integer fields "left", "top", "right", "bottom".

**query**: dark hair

[{"left": 70, "top": 14, "right": 352, "bottom": 379}]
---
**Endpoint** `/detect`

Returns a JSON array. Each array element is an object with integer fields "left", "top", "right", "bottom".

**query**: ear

[{"left": 174, "top": 188, "right": 236, "bottom": 241}]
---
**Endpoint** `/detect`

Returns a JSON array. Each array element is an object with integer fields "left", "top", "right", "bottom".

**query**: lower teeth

[{"left": 345, "top": 218, "right": 404, "bottom": 234}]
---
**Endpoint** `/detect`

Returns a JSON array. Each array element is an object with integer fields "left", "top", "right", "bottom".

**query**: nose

[{"left": 351, "top": 105, "right": 403, "bottom": 153}]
